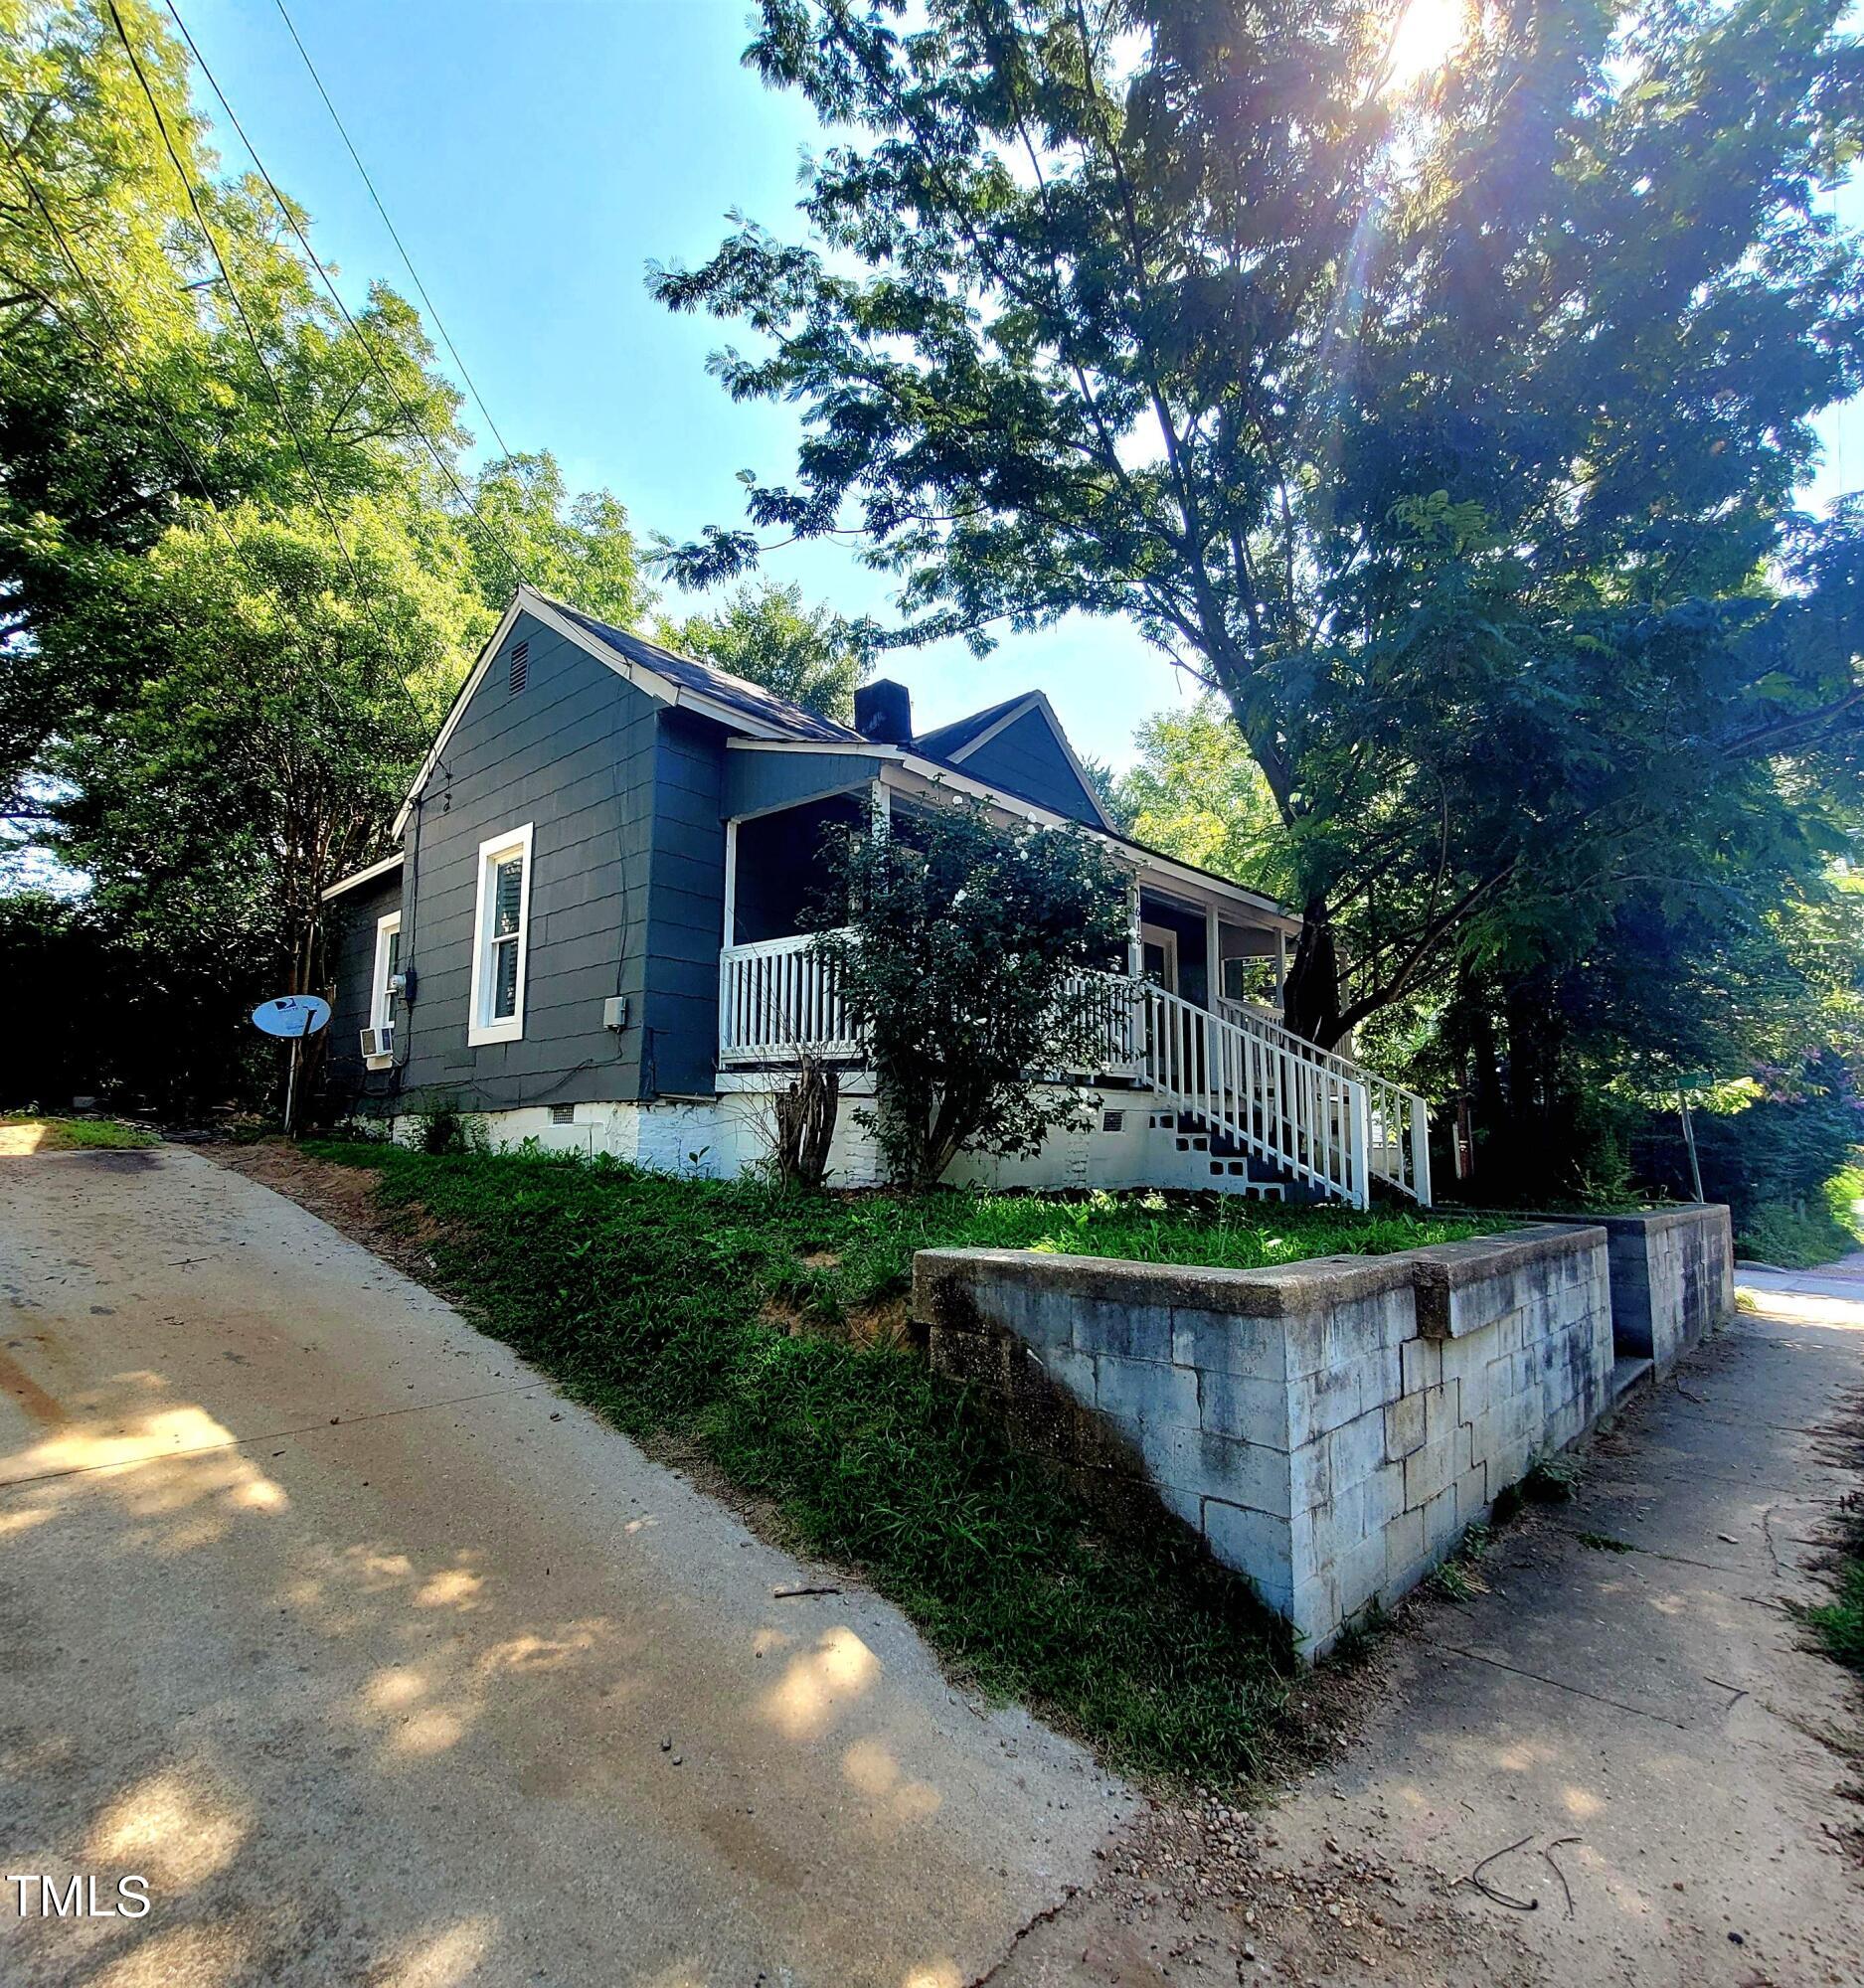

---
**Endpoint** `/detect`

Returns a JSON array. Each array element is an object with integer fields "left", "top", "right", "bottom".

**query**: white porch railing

[
  {"left": 716, "top": 932, "right": 1431, "bottom": 1206},
  {"left": 718, "top": 931, "right": 859, "bottom": 1064}
]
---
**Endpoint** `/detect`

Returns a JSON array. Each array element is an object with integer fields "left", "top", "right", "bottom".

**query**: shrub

[{"left": 816, "top": 798, "right": 1131, "bottom": 1189}]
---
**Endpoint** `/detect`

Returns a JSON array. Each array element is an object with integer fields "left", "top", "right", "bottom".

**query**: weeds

[
  {"left": 296, "top": 1143, "right": 1483, "bottom": 1782},
  {"left": 0, "top": 1114, "right": 158, "bottom": 1151}
]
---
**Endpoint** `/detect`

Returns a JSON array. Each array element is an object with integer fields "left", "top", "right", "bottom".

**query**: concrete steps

[{"left": 1612, "top": 1353, "right": 1654, "bottom": 1404}]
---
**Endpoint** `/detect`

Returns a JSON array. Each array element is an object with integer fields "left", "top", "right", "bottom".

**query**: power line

[
  {"left": 269, "top": 0, "right": 516, "bottom": 462},
  {"left": 161, "top": 0, "right": 533, "bottom": 592},
  {"left": 103, "top": 0, "right": 373, "bottom": 600},
  {"left": 0, "top": 128, "right": 440, "bottom": 753}
]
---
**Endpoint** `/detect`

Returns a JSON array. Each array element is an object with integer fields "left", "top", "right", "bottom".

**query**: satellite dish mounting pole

[{"left": 284, "top": 1006, "right": 312, "bottom": 1136}]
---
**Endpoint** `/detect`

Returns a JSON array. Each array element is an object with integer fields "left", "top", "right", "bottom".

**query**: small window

[
  {"left": 370, "top": 912, "right": 402, "bottom": 1045},
  {"left": 508, "top": 639, "right": 529, "bottom": 696},
  {"left": 549, "top": 1103, "right": 575, "bottom": 1126},
  {"left": 468, "top": 822, "right": 533, "bottom": 1046}
]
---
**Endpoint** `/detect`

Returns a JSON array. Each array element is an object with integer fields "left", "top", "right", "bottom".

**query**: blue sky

[{"left": 181, "top": 0, "right": 1861, "bottom": 770}]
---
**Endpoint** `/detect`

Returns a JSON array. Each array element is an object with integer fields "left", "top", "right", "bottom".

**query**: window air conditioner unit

[{"left": 360, "top": 1026, "right": 394, "bottom": 1059}]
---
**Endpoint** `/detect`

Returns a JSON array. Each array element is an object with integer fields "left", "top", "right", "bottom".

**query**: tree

[
  {"left": 468, "top": 451, "right": 648, "bottom": 623},
  {"left": 1112, "top": 699, "right": 1284, "bottom": 894},
  {"left": 0, "top": 3, "right": 653, "bottom": 1112},
  {"left": 43, "top": 498, "right": 481, "bottom": 1011},
  {"left": 658, "top": 579, "right": 868, "bottom": 722},
  {"left": 652, "top": 0, "right": 1864, "bottom": 1049},
  {"left": 815, "top": 797, "right": 1130, "bottom": 1187}
]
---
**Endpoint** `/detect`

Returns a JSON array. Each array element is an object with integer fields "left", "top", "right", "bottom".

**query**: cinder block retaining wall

[
  {"left": 1465, "top": 1206, "right": 1732, "bottom": 1376},
  {"left": 914, "top": 1226, "right": 1614, "bottom": 1657}
]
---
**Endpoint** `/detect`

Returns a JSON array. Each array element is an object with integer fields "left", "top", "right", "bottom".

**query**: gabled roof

[
  {"left": 914, "top": 695, "right": 1031, "bottom": 761},
  {"left": 915, "top": 688, "right": 1117, "bottom": 833},
  {"left": 553, "top": 601, "right": 861, "bottom": 746},
  {"left": 392, "top": 582, "right": 1116, "bottom": 840}
]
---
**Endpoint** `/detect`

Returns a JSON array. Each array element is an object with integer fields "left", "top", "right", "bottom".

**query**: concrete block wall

[
  {"left": 1466, "top": 1205, "right": 1734, "bottom": 1375},
  {"left": 914, "top": 1225, "right": 1614, "bottom": 1657}
]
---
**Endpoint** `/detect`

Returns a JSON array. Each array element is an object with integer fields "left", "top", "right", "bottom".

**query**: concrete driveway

[{"left": 0, "top": 1146, "right": 1125, "bottom": 1988}]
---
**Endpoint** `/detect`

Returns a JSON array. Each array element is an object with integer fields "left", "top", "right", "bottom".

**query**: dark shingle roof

[
  {"left": 553, "top": 600, "right": 863, "bottom": 745},
  {"left": 913, "top": 694, "right": 1031, "bottom": 761}
]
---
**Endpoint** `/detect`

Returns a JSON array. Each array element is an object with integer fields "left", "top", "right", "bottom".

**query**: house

[{"left": 323, "top": 584, "right": 1430, "bottom": 1205}]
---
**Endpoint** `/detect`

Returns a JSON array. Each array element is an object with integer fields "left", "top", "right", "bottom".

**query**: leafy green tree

[
  {"left": 1113, "top": 700, "right": 1285, "bottom": 893},
  {"left": 658, "top": 579, "right": 867, "bottom": 722},
  {"left": 468, "top": 451, "right": 648, "bottom": 623},
  {"left": 815, "top": 798, "right": 1130, "bottom": 1187},
  {"left": 0, "top": 0, "right": 469, "bottom": 809},
  {"left": 653, "top": 0, "right": 1864, "bottom": 1049},
  {"left": 44, "top": 499, "right": 481, "bottom": 1011}
]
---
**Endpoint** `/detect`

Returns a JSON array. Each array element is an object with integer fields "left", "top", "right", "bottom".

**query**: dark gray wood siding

[
  {"left": 322, "top": 870, "right": 404, "bottom": 1117},
  {"left": 396, "top": 610, "right": 658, "bottom": 1112},
  {"left": 958, "top": 707, "right": 1101, "bottom": 824},
  {"left": 723, "top": 746, "right": 879, "bottom": 820},
  {"left": 642, "top": 711, "right": 728, "bottom": 1096}
]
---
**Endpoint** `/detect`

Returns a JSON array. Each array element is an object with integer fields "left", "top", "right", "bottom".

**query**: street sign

[{"left": 252, "top": 995, "right": 331, "bottom": 1039}]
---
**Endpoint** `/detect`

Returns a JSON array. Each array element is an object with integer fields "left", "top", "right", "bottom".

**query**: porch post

[
  {"left": 1205, "top": 905, "right": 1222, "bottom": 1010},
  {"left": 872, "top": 777, "right": 891, "bottom": 836},
  {"left": 1274, "top": 927, "right": 1287, "bottom": 1008},
  {"left": 1126, "top": 877, "right": 1142, "bottom": 978},
  {"left": 722, "top": 817, "right": 738, "bottom": 947}
]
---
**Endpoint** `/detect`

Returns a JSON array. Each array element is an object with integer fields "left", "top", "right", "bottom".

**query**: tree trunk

[{"left": 1280, "top": 899, "right": 1346, "bottom": 1049}]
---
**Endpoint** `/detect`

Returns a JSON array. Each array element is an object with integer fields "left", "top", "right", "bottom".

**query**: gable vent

[{"left": 508, "top": 639, "right": 529, "bottom": 696}]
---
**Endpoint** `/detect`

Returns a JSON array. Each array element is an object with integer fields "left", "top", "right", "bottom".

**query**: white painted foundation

[{"left": 375, "top": 1081, "right": 1288, "bottom": 1196}]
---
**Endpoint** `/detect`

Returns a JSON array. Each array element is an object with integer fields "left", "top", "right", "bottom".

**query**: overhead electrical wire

[
  {"left": 3, "top": 112, "right": 436, "bottom": 749},
  {"left": 103, "top": 0, "right": 377, "bottom": 604},
  {"left": 269, "top": 0, "right": 517, "bottom": 463},
  {"left": 158, "top": 0, "right": 534, "bottom": 593}
]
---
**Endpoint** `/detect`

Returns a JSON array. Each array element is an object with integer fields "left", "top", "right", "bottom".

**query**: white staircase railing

[
  {"left": 1218, "top": 1000, "right": 1433, "bottom": 1205},
  {"left": 718, "top": 933, "right": 1431, "bottom": 1207},
  {"left": 1113, "top": 979, "right": 1371, "bottom": 1208}
]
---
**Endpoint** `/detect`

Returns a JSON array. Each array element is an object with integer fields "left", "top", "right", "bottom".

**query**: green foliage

[
  {"left": 1735, "top": 1199, "right": 1860, "bottom": 1270},
  {"left": 1803, "top": 1549, "right": 1864, "bottom": 1674},
  {"left": 0, "top": 2, "right": 648, "bottom": 1108},
  {"left": 653, "top": 0, "right": 1864, "bottom": 1056},
  {"left": 0, "top": 1112, "right": 156, "bottom": 1148},
  {"left": 1523, "top": 1452, "right": 1580, "bottom": 1503},
  {"left": 406, "top": 1092, "right": 487, "bottom": 1157},
  {"left": 1111, "top": 700, "right": 1286, "bottom": 897},
  {"left": 816, "top": 798, "right": 1132, "bottom": 1188},
  {"left": 657, "top": 580, "right": 867, "bottom": 723},
  {"left": 467, "top": 452, "right": 647, "bottom": 624},
  {"left": 298, "top": 1142, "right": 1485, "bottom": 1774}
]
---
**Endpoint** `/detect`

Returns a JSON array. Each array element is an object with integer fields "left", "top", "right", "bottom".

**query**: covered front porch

[{"left": 710, "top": 743, "right": 1430, "bottom": 1207}]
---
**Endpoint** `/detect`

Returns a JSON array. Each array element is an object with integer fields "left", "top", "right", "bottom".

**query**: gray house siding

[
  {"left": 323, "top": 870, "right": 404, "bottom": 1113},
  {"left": 958, "top": 708, "right": 1101, "bottom": 824},
  {"left": 723, "top": 746, "right": 879, "bottom": 821},
  {"left": 642, "top": 711, "right": 728, "bottom": 1097},
  {"left": 396, "top": 611, "right": 659, "bottom": 1112}
]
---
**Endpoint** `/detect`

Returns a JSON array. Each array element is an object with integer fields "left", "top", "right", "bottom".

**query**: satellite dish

[{"left": 253, "top": 995, "right": 331, "bottom": 1039}]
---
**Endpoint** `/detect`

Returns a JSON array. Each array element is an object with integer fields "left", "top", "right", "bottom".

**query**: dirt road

[{"left": 0, "top": 1145, "right": 1125, "bottom": 1987}]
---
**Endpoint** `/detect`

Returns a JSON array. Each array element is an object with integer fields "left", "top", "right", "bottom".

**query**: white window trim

[
  {"left": 367, "top": 911, "right": 402, "bottom": 1067},
  {"left": 468, "top": 821, "right": 534, "bottom": 1047}
]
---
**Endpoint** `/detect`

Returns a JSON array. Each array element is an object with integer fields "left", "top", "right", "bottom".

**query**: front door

[{"left": 1139, "top": 922, "right": 1178, "bottom": 993}]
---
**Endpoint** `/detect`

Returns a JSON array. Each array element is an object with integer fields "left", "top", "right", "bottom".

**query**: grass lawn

[
  {"left": 0, "top": 1114, "right": 159, "bottom": 1154},
  {"left": 301, "top": 1140, "right": 1487, "bottom": 1782}
]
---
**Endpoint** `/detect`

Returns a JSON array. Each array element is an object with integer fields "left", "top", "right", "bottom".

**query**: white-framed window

[
  {"left": 367, "top": 911, "right": 402, "bottom": 1064},
  {"left": 467, "top": 822, "right": 534, "bottom": 1046}
]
